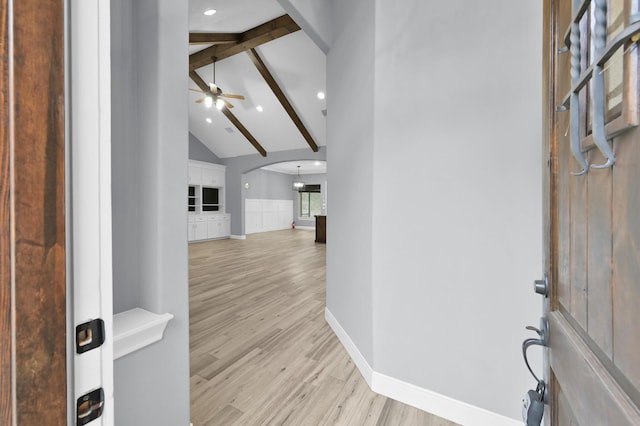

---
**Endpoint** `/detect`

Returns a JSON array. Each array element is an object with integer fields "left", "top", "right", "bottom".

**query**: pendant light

[{"left": 292, "top": 166, "right": 305, "bottom": 191}]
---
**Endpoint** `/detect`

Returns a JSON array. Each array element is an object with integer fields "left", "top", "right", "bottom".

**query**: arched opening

[{"left": 241, "top": 160, "right": 327, "bottom": 235}]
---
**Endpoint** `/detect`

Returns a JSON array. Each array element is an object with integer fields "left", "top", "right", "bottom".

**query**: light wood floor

[{"left": 189, "top": 230, "right": 457, "bottom": 426}]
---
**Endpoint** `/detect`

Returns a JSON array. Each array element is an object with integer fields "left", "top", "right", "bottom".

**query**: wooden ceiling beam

[
  {"left": 221, "top": 109, "right": 267, "bottom": 157},
  {"left": 189, "top": 33, "right": 241, "bottom": 45},
  {"left": 189, "top": 14, "right": 300, "bottom": 71},
  {"left": 189, "top": 70, "right": 267, "bottom": 157},
  {"left": 189, "top": 70, "right": 210, "bottom": 92},
  {"left": 246, "top": 48, "right": 318, "bottom": 152}
]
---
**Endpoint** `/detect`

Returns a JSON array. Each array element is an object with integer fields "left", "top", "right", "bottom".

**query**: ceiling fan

[{"left": 191, "top": 57, "right": 245, "bottom": 109}]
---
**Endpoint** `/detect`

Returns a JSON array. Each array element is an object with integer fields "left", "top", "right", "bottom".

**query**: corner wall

[
  {"left": 189, "top": 132, "right": 221, "bottom": 163},
  {"left": 325, "top": 0, "right": 375, "bottom": 367},
  {"left": 111, "top": 0, "right": 190, "bottom": 424},
  {"left": 371, "top": 0, "right": 542, "bottom": 420},
  {"left": 326, "top": 0, "right": 543, "bottom": 423}
]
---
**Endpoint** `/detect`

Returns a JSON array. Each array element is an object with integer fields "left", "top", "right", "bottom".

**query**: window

[{"left": 299, "top": 184, "right": 322, "bottom": 218}]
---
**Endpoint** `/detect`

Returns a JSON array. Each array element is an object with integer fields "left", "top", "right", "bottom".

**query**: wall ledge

[
  {"left": 113, "top": 308, "right": 173, "bottom": 360},
  {"left": 324, "top": 307, "right": 520, "bottom": 426}
]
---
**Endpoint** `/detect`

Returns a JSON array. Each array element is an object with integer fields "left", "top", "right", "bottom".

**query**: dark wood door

[
  {"left": 544, "top": 0, "right": 640, "bottom": 423},
  {"left": 0, "top": 0, "right": 67, "bottom": 424}
]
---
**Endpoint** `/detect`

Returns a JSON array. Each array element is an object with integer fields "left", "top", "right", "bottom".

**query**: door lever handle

[{"left": 522, "top": 317, "right": 549, "bottom": 384}]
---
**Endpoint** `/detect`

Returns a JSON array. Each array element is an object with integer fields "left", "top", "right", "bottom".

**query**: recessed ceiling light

[
  {"left": 317, "top": 91, "right": 326, "bottom": 100},
  {"left": 203, "top": 9, "right": 217, "bottom": 16},
  {"left": 256, "top": 105, "right": 263, "bottom": 112},
  {"left": 205, "top": 118, "right": 212, "bottom": 123},
  {"left": 315, "top": 161, "right": 321, "bottom": 166}
]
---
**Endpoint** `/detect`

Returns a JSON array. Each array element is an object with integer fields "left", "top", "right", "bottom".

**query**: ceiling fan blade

[
  {"left": 189, "top": 88, "right": 204, "bottom": 93},
  {"left": 220, "top": 93, "right": 245, "bottom": 100},
  {"left": 223, "top": 99, "right": 234, "bottom": 109},
  {"left": 195, "top": 98, "right": 205, "bottom": 103}
]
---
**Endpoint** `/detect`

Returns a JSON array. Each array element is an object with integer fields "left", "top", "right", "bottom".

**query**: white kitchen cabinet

[
  {"left": 201, "top": 167, "right": 224, "bottom": 187},
  {"left": 194, "top": 216, "right": 207, "bottom": 240},
  {"left": 188, "top": 164, "right": 201, "bottom": 185},
  {"left": 189, "top": 214, "right": 229, "bottom": 242},
  {"left": 188, "top": 217, "right": 195, "bottom": 241},
  {"left": 221, "top": 216, "right": 230, "bottom": 237},
  {"left": 206, "top": 214, "right": 230, "bottom": 239},
  {"left": 187, "top": 161, "right": 228, "bottom": 242},
  {"left": 207, "top": 216, "right": 221, "bottom": 239}
]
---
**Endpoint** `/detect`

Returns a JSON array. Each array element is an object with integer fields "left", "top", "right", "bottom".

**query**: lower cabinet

[{"left": 188, "top": 214, "right": 230, "bottom": 242}]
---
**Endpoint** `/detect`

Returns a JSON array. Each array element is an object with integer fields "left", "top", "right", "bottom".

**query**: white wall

[
  {"left": 372, "top": 0, "right": 542, "bottom": 419},
  {"left": 276, "top": 0, "right": 331, "bottom": 53},
  {"left": 326, "top": 0, "right": 375, "bottom": 365},
  {"left": 326, "top": 0, "right": 543, "bottom": 422},
  {"left": 111, "top": 0, "right": 191, "bottom": 424}
]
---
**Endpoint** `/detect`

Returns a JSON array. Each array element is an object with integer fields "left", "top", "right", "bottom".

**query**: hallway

[{"left": 189, "top": 230, "right": 457, "bottom": 425}]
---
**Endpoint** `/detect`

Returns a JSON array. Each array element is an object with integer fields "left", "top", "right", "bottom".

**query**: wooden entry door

[
  {"left": 1, "top": 0, "right": 67, "bottom": 424},
  {"left": 545, "top": 0, "right": 640, "bottom": 423}
]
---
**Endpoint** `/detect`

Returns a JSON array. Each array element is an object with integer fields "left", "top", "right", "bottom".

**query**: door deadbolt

[{"left": 534, "top": 275, "right": 549, "bottom": 297}]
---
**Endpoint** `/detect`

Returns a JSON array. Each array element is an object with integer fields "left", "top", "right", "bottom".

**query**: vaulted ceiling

[{"left": 188, "top": 0, "right": 327, "bottom": 159}]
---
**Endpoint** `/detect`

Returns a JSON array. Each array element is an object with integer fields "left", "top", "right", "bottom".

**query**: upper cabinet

[
  {"left": 201, "top": 166, "right": 225, "bottom": 187},
  {"left": 188, "top": 160, "right": 225, "bottom": 188},
  {"left": 188, "top": 160, "right": 227, "bottom": 215},
  {"left": 188, "top": 164, "right": 202, "bottom": 185}
]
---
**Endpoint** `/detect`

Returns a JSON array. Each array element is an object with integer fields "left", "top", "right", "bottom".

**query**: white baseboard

[
  {"left": 230, "top": 234, "right": 246, "bottom": 240},
  {"left": 324, "top": 307, "right": 520, "bottom": 426},
  {"left": 372, "top": 372, "right": 521, "bottom": 426},
  {"left": 324, "top": 308, "right": 373, "bottom": 387},
  {"left": 294, "top": 226, "right": 315, "bottom": 231}
]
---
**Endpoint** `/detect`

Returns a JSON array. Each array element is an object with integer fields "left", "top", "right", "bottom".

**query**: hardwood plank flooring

[{"left": 189, "top": 230, "right": 457, "bottom": 426}]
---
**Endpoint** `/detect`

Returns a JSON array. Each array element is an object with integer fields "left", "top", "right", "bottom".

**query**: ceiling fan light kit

[{"left": 192, "top": 57, "right": 246, "bottom": 110}]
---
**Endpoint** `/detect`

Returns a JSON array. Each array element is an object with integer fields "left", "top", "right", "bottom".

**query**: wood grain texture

[
  {"left": 221, "top": 108, "right": 268, "bottom": 157},
  {"left": 11, "top": 0, "right": 67, "bottom": 424},
  {"left": 190, "top": 33, "right": 241, "bottom": 45},
  {"left": 557, "top": 383, "right": 580, "bottom": 426},
  {"left": 246, "top": 48, "right": 319, "bottom": 152},
  {"left": 189, "top": 230, "right": 457, "bottom": 426},
  {"left": 189, "top": 15, "right": 300, "bottom": 71},
  {"left": 547, "top": 0, "right": 640, "bottom": 421},
  {"left": 569, "top": 165, "right": 588, "bottom": 329},
  {"left": 556, "top": 106, "right": 571, "bottom": 310},
  {"left": 0, "top": 0, "right": 12, "bottom": 423},
  {"left": 549, "top": 312, "right": 640, "bottom": 425},
  {"left": 612, "top": 130, "right": 640, "bottom": 393},
  {"left": 586, "top": 149, "right": 613, "bottom": 358}
]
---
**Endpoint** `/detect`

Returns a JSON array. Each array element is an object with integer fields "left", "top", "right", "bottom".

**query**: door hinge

[
  {"left": 77, "top": 388, "right": 104, "bottom": 425},
  {"left": 76, "top": 319, "right": 105, "bottom": 354}
]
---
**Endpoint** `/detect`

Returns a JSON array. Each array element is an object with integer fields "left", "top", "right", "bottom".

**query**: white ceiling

[
  {"left": 188, "top": 0, "right": 327, "bottom": 159},
  {"left": 261, "top": 160, "right": 326, "bottom": 175}
]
